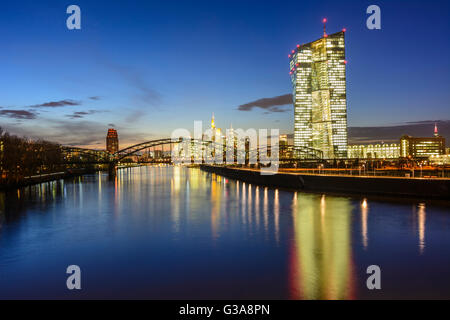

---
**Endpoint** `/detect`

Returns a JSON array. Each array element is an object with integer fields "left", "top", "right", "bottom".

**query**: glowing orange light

[{"left": 362, "top": 199, "right": 368, "bottom": 209}]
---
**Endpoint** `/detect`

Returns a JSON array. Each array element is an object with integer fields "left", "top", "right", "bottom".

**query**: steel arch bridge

[
  {"left": 113, "top": 138, "right": 228, "bottom": 162},
  {"left": 61, "top": 138, "right": 324, "bottom": 164}
]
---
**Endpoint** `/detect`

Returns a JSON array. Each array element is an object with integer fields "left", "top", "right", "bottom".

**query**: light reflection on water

[
  {"left": 289, "top": 193, "right": 354, "bottom": 300},
  {"left": 0, "top": 166, "right": 449, "bottom": 299}
]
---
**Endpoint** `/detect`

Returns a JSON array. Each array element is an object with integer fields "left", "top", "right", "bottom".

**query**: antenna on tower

[
  {"left": 322, "top": 18, "right": 327, "bottom": 37},
  {"left": 434, "top": 122, "right": 439, "bottom": 137}
]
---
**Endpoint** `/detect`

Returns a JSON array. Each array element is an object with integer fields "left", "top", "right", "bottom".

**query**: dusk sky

[{"left": 0, "top": 0, "right": 449, "bottom": 148}]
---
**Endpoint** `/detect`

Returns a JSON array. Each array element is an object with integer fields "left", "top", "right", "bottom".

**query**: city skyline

[
  {"left": 0, "top": 0, "right": 449, "bottom": 149},
  {"left": 1, "top": 1, "right": 450, "bottom": 302}
]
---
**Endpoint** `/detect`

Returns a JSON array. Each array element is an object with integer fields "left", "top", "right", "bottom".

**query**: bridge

[
  {"left": 61, "top": 138, "right": 323, "bottom": 176},
  {"left": 61, "top": 138, "right": 324, "bottom": 175}
]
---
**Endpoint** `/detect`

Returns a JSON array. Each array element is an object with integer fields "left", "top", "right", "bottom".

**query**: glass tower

[{"left": 289, "top": 30, "right": 348, "bottom": 159}]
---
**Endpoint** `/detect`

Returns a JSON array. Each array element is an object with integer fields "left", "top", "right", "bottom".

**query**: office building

[
  {"left": 347, "top": 143, "right": 400, "bottom": 159},
  {"left": 400, "top": 124, "right": 445, "bottom": 158},
  {"left": 289, "top": 22, "right": 348, "bottom": 159},
  {"left": 106, "top": 128, "right": 119, "bottom": 154}
]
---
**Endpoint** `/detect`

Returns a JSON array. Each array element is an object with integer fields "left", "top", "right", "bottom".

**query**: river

[{"left": 0, "top": 166, "right": 449, "bottom": 299}]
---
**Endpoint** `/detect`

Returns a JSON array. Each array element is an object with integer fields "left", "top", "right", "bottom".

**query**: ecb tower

[{"left": 289, "top": 21, "right": 348, "bottom": 159}]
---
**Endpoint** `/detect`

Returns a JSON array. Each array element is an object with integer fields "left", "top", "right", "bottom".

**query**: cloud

[
  {"left": 349, "top": 120, "right": 450, "bottom": 145},
  {"left": 238, "top": 94, "right": 292, "bottom": 113},
  {"left": 0, "top": 98, "right": 95, "bottom": 121},
  {"left": 402, "top": 120, "right": 440, "bottom": 125},
  {"left": 125, "top": 110, "right": 145, "bottom": 123},
  {"left": 105, "top": 62, "right": 161, "bottom": 106},
  {"left": 89, "top": 96, "right": 101, "bottom": 100},
  {"left": 0, "top": 118, "right": 155, "bottom": 149},
  {"left": 108, "top": 123, "right": 115, "bottom": 127},
  {"left": 0, "top": 110, "right": 37, "bottom": 120},
  {"left": 29, "top": 99, "right": 81, "bottom": 108},
  {"left": 65, "top": 110, "right": 102, "bottom": 119}
]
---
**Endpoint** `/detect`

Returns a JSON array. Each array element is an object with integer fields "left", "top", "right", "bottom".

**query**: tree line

[{"left": 0, "top": 127, "right": 63, "bottom": 183}]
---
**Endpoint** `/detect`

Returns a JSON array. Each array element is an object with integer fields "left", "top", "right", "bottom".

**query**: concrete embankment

[
  {"left": 200, "top": 165, "right": 450, "bottom": 200},
  {"left": 0, "top": 168, "right": 96, "bottom": 191}
]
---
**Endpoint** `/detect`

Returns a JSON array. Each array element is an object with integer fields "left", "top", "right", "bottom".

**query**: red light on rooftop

[
  {"left": 324, "top": 34, "right": 328, "bottom": 37},
  {"left": 291, "top": 50, "right": 295, "bottom": 54},
  {"left": 288, "top": 54, "right": 291, "bottom": 58},
  {"left": 344, "top": 60, "right": 348, "bottom": 64},
  {"left": 289, "top": 71, "right": 292, "bottom": 75},
  {"left": 322, "top": 18, "right": 327, "bottom": 23},
  {"left": 296, "top": 44, "right": 300, "bottom": 48},
  {"left": 296, "top": 63, "right": 299, "bottom": 67},
  {"left": 342, "top": 28, "right": 347, "bottom": 32}
]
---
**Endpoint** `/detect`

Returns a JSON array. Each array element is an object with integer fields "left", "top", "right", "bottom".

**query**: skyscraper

[
  {"left": 106, "top": 128, "right": 119, "bottom": 154},
  {"left": 289, "top": 23, "right": 348, "bottom": 159}
]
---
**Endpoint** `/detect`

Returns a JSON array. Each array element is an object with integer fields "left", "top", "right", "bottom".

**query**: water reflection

[
  {"left": 418, "top": 203, "right": 426, "bottom": 254},
  {"left": 274, "top": 189, "right": 280, "bottom": 244},
  {"left": 361, "top": 199, "right": 368, "bottom": 249},
  {"left": 263, "top": 187, "right": 269, "bottom": 233},
  {"left": 255, "top": 186, "right": 260, "bottom": 230},
  {"left": 210, "top": 172, "right": 221, "bottom": 239},
  {"left": 0, "top": 166, "right": 449, "bottom": 299},
  {"left": 289, "top": 193, "right": 355, "bottom": 300},
  {"left": 0, "top": 180, "right": 66, "bottom": 225},
  {"left": 248, "top": 184, "right": 252, "bottom": 225}
]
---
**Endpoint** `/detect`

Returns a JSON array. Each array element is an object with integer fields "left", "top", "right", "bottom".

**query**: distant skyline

[{"left": 0, "top": 0, "right": 449, "bottom": 148}]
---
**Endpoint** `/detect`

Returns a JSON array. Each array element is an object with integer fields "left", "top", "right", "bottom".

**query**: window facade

[
  {"left": 348, "top": 144, "right": 400, "bottom": 159},
  {"left": 290, "top": 31, "right": 348, "bottom": 159},
  {"left": 400, "top": 135, "right": 445, "bottom": 158}
]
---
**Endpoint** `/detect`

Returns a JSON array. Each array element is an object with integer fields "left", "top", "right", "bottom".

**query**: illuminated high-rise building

[
  {"left": 209, "top": 113, "right": 222, "bottom": 141},
  {"left": 289, "top": 21, "right": 348, "bottom": 159},
  {"left": 106, "top": 128, "right": 119, "bottom": 154},
  {"left": 211, "top": 113, "right": 216, "bottom": 131}
]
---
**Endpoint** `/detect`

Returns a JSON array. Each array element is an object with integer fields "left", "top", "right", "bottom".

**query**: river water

[{"left": 0, "top": 166, "right": 449, "bottom": 299}]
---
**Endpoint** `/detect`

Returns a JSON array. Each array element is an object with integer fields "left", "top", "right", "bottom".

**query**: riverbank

[
  {"left": 0, "top": 168, "right": 97, "bottom": 192},
  {"left": 200, "top": 165, "right": 450, "bottom": 200}
]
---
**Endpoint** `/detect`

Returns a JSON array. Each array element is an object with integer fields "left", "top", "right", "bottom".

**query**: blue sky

[{"left": 0, "top": 0, "right": 449, "bottom": 147}]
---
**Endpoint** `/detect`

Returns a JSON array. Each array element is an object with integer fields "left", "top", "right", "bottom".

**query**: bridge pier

[{"left": 108, "top": 162, "right": 117, "bottom": 178}]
